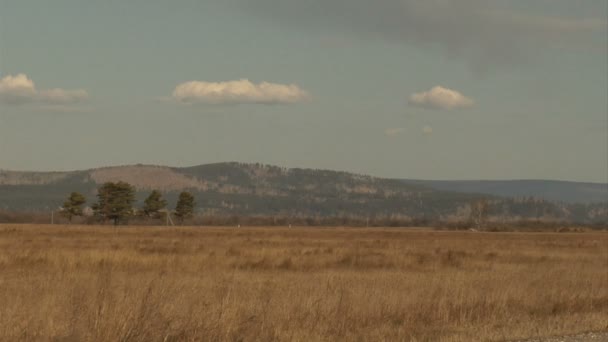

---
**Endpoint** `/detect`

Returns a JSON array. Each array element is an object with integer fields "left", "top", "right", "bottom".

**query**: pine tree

[
  {"left": 174, "top": 191, "right": 195, "bottom": 225},
  {"left": 93, "top": 182, "right": 136, "bottom": 226},
  {"left": 142, "top": 190, "right": 167, "bottom": 219},
  {"left": 61, "top": 192, "right": 87, "bottom": 223}
]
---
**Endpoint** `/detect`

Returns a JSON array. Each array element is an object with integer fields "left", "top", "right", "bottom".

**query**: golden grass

[{"left": 0, "top": 224, "right": 606, "bottom": 341}]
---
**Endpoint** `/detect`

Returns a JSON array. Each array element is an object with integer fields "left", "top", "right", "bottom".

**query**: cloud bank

[
  {"left": 172, "top": 79, "right": 308, "bottom": 105},
  {"left": 409, "top": 86, "right": 473, "bottom": 110},
  {"left": 0, "top": 74, "right": 89, "bottom": 106},
  {"left": 233, "top": 0, "right": 607, "bottom": 70}
]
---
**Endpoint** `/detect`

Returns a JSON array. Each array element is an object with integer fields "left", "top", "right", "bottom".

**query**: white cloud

[
  {"left": 0, "top": 74, "right": 37, "bottom": 105},
  {"left": 0, "top": 74, "right": 89, "bottom": 106},
  {"left": 172, "top": 79, "right": 309, "bottom": 105},
  {"left": 409, "top": 86, "right": 474, "bottom": 110},
  {"left": 423, "top": 125, "right": 433, "bottom": 135},
  {"left": 385, "top": 127, "right": 404, "bottom": 137}
]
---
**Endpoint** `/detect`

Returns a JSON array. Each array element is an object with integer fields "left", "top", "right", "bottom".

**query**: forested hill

[
  {"left": 401, "top": 179, "right": 607, "bottom": 204},
  {"left": 0, "top": 162, "right": 606, "bottom": 223}
]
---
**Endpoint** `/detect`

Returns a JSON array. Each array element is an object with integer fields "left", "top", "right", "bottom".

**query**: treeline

[
  {"left": 60, "top": 182, "right": 195, "bottom": 226},
  {"left": 1, "top": 179, "right": 606, "bottom": 229},
  {"left": 1, "top": 208, "right": 606, "bottom": 232}
]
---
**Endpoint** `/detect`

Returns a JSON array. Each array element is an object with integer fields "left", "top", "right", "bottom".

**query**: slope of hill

[
  {"left": 0, "top": 163, "right": 606, "bottom": 223},
  {"left": 0, "top": 163, "right": 468, "bottom": 217},
  {"left": 401, "top": 180, "right": 608, "bottom": 204}
]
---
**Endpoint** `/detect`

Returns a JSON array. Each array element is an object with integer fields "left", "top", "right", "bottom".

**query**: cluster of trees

[{"left": 61, "top": 181, "right": 195, "bottom": 226}]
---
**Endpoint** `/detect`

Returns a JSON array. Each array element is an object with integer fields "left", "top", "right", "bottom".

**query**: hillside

[
  {"left": 0, "top": 163, "right": 606, "bottom": 223},
  {"left": 401, "top": 179, "right": 607, "bottom": 204}
]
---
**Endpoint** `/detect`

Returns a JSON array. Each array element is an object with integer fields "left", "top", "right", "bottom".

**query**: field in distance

[{"left": 0, "top": 225, "right": 606, "bottom": 341}]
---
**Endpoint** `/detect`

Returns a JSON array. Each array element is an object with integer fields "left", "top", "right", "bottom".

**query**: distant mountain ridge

[
  {"left": 401, "top": 179, "right": 607, "bottom": 204},
  {"left": 0, "top": 162, "right": 606, "bottom": 223}
]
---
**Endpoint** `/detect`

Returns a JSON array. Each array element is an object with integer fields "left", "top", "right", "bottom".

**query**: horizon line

[{"left": 1, "top": 161, "right": 607, "bottom": 185}]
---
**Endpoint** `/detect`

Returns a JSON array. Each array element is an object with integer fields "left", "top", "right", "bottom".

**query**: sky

[{"left": 0, "top": 0, "right": 607, "bottom": 182}]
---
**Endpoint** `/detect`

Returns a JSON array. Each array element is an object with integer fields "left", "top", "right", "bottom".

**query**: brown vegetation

[{"left": 0, "top": 224, "right": 606, "bottom": 341}]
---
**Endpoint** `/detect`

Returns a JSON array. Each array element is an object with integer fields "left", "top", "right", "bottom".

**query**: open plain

[{"left": 0, "top": 224, "right": 606, "bottom": 341}]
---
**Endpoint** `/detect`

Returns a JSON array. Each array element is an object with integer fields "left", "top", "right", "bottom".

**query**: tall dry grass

[{"left": 0, "top": 224, "right": 606, "bottom": 341}]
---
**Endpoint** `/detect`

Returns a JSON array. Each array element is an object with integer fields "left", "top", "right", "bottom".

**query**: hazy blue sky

[{"left": 1, "top": 0, "right": 606, "bottom": 182}]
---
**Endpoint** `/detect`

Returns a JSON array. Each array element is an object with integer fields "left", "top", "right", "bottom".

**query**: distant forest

[{"left": 1, "top": 162, "right": 606, "bottom": 226}]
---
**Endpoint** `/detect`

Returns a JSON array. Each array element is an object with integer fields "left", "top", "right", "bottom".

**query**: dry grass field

[{"left": 0, "top": 224, "right": 606, "bottom": 342}]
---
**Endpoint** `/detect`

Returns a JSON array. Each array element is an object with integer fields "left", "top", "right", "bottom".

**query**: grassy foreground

[{"left": 0, "top": 225, "right": 606, "bottom": 341}]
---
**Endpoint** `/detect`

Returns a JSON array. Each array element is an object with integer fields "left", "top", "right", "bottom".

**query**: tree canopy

[
  {"left": 174, "top": 191, "right": 195, "bottom": 225},
  {"left": 93, "top": 182, "right": 136, "bottom": 226},
  {"left": 142, "top": 190, "right": 167, "bottom": 219},
  {"left": 61, "top": 192, "right": 86, "bottom": 222}
]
